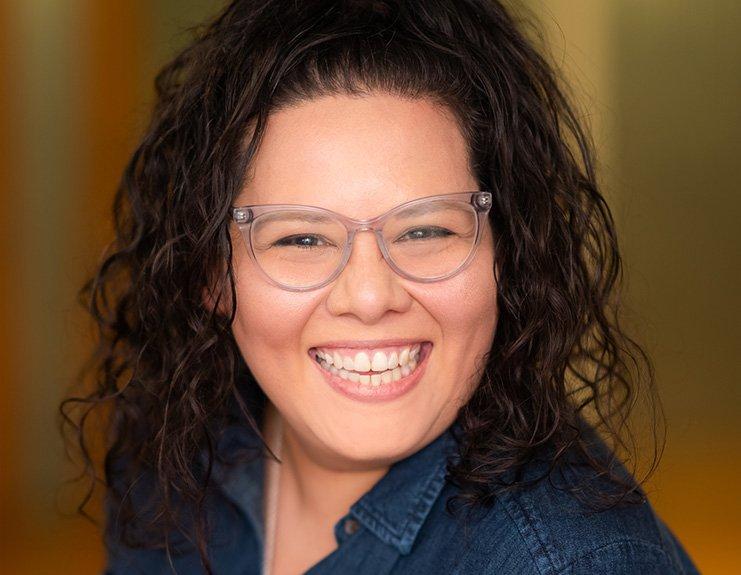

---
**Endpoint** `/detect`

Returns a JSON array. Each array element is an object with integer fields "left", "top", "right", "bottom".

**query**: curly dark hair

[{"left": 61, "top": 0, "right": 663, "bottom": 572}]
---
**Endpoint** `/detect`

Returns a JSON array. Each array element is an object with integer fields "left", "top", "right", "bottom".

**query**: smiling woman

[
  {"left": 61, "top": 1, "right": 696, "bottom": 574},
  {"left": 224, "top": 96, "right": 497, "bottom": 476}
]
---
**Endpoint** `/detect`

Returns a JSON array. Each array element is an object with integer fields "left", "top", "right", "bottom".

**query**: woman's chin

[{"left": 308, "top": 424, "right": 427, "bottom": 470}]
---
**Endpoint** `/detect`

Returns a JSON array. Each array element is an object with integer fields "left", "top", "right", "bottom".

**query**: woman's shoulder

[{"left": 435, "top": 455, "right": 698, "bottom": 575}]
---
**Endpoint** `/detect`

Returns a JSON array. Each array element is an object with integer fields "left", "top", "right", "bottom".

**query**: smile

[{"left": 308, "top": 342, "right": 433, "bottom": 403}]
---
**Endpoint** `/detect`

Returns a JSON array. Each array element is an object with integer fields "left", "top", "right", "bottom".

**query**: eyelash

[
  {"left": 273, "top": 235, "right": 332, "bottom": 249},
  {"left": 271, "top": 227, "right": 456, "bottom": 252},
  {"left": 398, "top": 227, "right": 454, "bottom": 241}
]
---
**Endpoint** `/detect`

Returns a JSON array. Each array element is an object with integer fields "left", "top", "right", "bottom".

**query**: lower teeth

[{"left": 317, "top": 356, "right": 420, "bottom": 387}]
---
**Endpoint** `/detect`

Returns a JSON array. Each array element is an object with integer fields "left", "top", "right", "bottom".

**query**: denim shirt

[{"left": 105, "top": 407, "right": 698, "bottom": 574}]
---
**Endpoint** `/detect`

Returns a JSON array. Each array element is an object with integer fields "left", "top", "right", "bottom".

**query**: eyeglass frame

[{"left": 229, "top": 190, "right": 493, "bottom": 292}]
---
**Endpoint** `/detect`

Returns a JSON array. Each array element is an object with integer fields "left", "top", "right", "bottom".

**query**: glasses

[{"left": 229, "top": 191, "right": 492, "bottom": 292}]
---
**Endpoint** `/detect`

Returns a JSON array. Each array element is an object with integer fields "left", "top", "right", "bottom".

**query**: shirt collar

[
  {"left": 347, "top": 422, "right": 460, "bottom": 555},
  {"left": 208, "top": 385, "right": 269, "bottom": 547},
  {"left": 210, "top": 388, "right": 461, "bottom": 556}
]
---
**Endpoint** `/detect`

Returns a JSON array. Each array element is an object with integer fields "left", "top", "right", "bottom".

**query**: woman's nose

[{"left": 324, "top": 230, "right": 412, "bottom": 323}]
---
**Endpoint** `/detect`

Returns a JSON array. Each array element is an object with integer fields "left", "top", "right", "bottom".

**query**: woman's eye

[
  {"left": 397, "top": 227, "right": 455, "bottom": 241},
  {"left": 273, "top": 234, "right": 330, "bottom": 249}
]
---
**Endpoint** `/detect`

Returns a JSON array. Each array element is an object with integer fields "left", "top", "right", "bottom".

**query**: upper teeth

[{"left": 314, "top": 344, "right": 422, "bottom": 373}]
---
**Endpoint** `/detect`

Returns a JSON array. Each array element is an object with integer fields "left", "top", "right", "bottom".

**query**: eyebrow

[
  {"left": 392, "top": 199, "right": 458, "bottom": 219},
  {"left": 256, "top": 211, "right": 337, "bottom": 225},
  {"left": 253, "top": 197, "right": 459, "bottom": 223}
]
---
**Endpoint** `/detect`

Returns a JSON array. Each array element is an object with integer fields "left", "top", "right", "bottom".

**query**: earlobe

[
  {"left": 491, "top": 232, "right": 501, "bottom": 287},
  {"left": 203, "top": 285, "right": 233, "bottom": 318},
  {"left": 202, "top": 284, "right": 218, "bottom": 314},
  {"left": 202, "top": 266, "right": 232, "bottom": 317}
]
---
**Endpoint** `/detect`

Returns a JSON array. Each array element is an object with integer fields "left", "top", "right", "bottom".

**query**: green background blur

[{"left": 1, "top": 1, "right": 738, "bottom": 572}]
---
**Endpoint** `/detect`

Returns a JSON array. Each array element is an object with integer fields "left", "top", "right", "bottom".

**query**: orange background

[{"left": 1, "top": 1, "right": 739, "bottom": 572}]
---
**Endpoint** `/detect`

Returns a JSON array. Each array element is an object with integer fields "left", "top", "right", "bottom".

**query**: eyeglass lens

[{"left": 248, "top": 198, "right": 480, "bottom": 289}]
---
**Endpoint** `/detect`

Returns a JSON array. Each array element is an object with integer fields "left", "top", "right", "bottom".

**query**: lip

[
  {"left": 310, "top": 338, "right": 430, "bottom": 349},
  {"left": 308, "top": 342, "right": 433, "bottom": 403}
]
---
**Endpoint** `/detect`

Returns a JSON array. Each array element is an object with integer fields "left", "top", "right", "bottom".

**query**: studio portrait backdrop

[{"left": 0, "top": 1, "right": 738, "bottom": 573}]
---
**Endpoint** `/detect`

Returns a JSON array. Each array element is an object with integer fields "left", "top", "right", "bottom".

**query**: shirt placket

[{"left": 303, "top": 513, "right": 402, "bottom": 575}]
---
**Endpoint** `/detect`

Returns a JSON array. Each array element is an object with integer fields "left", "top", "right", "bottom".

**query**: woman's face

[{"left": 229, "top": 93, "right": 498, "bottom": 470}]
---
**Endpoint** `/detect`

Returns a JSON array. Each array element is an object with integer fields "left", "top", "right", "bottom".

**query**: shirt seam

[
  {"left": 496, "top": 490, "right": 558, "bottom": 575},
  {"left": 555, "top": 538, "right": 674, "bottom": 574},
  {"left": 353, "top": 457, "right": 448, "bottom": 554},
  {"left": 397, "top": 463, "right": 447, "bottom": 549}
]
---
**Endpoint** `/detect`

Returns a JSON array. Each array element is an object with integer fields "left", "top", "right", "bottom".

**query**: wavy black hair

[{"left": 61, "top": 0, "right": 663, "bottom": 572}]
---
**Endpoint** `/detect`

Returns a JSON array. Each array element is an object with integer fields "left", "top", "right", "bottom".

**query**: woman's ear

[
  {"left": 202, "top": 264, "right": 232, "bottom": 318},
  {"left": 490, "top": 225, "right": 501, "bottom": 288},
  {"left": 202, "top": 284, "right": 224, "bottom": 317}
]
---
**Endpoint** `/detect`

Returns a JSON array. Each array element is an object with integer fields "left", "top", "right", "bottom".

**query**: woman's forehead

[{"left": 235, "top": 93, "right": 477, "bottom": 215}]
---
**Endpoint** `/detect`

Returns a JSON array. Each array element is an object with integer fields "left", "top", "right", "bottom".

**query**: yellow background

[{"left": 1, "top": 1, "right": 738, "bottom": 572}]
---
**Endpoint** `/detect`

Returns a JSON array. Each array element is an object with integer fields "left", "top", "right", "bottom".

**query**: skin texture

[{"left": 226, "top": 93, "right": 499, "bottom": 569}]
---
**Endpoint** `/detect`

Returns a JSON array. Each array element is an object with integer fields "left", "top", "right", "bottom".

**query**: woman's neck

[{"left": 264, "top": 402, "right": 389, "bottom": 523}]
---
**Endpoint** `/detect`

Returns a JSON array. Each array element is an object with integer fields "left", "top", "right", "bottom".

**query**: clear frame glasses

[{"left": 229, "top": 191, "right": 492, "bottom": 292}]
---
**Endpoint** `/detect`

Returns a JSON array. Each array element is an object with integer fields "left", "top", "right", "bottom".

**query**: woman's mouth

[{"left": 308, "top": 342, "right": 433, "bottom": 403}]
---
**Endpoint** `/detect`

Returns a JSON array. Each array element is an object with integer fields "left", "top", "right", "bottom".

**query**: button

[{"left": 343, "top": 518, "right": 359, "bottom": 535}]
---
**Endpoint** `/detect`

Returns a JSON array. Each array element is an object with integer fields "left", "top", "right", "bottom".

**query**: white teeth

[
  {"left": 316, "top": 355, "right": 420, "bottom": 387},
  {"left": 399, "top": 348, "right": 409, "bottom": 367},
  {"left": 315, "top": 345, "right": 423, "bottom": 371},
  {"left": 314, "top": 344, "right": 428, "bottom": 387},
  {"left": 371, "top": 351, "right": 388, "bottom": 372},
  {"left": 353, "top": 352, "right": 371, "bottom": 372}
]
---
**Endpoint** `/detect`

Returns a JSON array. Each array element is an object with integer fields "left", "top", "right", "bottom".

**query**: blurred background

[{"left": 0, "top": 0, "right": 738, "bottom": 572}]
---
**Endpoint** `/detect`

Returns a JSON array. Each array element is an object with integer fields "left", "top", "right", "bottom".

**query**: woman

[{"left": 62, "top": 1, "right": 697, "bottom": 573}]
